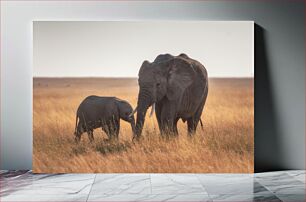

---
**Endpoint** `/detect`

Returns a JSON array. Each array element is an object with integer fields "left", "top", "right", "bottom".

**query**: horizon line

[{"left": 33, "top": 76, "right": 254, "bottom": 79}]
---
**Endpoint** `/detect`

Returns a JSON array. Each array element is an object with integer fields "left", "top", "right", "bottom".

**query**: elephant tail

[{"left": 199, "top": 118, "right": 204, "bottom": 130}]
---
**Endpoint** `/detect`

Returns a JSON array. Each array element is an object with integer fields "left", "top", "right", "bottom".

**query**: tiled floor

[{"left": 0, "top": 170, "right": 305, "bottom": 201}]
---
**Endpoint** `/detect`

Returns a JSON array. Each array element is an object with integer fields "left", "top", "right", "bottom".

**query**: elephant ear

[
  {"left": 166, "top": 58, "right": 194, "bottom": 101},
  {"left": 138, "top": 60, "right": 150, "bottom": 77}
]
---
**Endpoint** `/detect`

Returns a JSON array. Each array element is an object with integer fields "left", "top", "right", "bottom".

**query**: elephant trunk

[
  {"left": 129, "top": 117, "right": 136, "bottom": 138},
  {"left": 135, "top": 88, "right": 153, "bottom": 138},
  {"left": 135, "top": 110, "right": 147, "bottom": 138}
]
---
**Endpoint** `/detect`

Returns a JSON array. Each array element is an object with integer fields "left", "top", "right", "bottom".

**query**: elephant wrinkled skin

[
  {"left": 75, "top": 96, "right": 136, "bottom": 142},
  {"left": 132, "top": 53, "right": 208, "bottom": 138}
]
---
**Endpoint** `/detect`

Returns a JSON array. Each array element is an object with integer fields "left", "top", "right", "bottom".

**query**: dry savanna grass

[{"left": 33, "top": 78, "right": 254, "bottom": 173}]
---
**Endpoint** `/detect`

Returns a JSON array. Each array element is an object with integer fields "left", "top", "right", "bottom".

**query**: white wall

[{"left": 1, "top": 0, "right": 304, "bottom": 170}]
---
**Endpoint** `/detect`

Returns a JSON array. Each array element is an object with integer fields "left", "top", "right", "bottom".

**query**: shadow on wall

[{"left": 255, "top": 24, "right": 284, "bottom": 172}]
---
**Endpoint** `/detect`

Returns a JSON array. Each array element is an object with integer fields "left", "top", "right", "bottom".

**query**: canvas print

[{"left": 33, "top": 21, "right": 254, "bottom": 173}]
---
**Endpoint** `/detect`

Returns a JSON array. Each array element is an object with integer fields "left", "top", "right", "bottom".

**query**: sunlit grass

[{"left": 33, "top": 78, "right": 254, "bottom": 173}]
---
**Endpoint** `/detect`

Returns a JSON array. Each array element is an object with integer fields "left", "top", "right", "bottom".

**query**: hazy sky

[{"left": 33, "top": 21, "right": 253, "bottom": 78}]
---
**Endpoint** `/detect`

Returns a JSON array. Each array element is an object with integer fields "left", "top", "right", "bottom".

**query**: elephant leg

[
  {"left": 187, "top": 117, "right": 197, "bottom": 136},
  {"left": 114, "top": 119, "right": 120, "bottom": 139},
  {"left": 75, "top": 124, "right": 84, "bottom": 143},
  {"left": 75, "top": 132, "right": 82, "bottom": 143},
  {"left": 187, "top": 100, "right": 205, "bottom": 136},
  {"left": 75, "top": 134, "right": 81, "bottom": 143},
  {"left": 195, "top": 85, "right": 208, "bottom": 132},
  {"left": 155, "top": 102, "right": 162, "bottom": 132},
  {"left": 87, "top": 129, "right": 94, "bottom": 143},
  {"left": 106, "top": 119, "right": 119, "bottom": 140},
  {"left": 172, "top": 117, "right": 179, "bottom": 136},
  {"left": 101, "top": 125, "right": 110, "bottom": 139},
  {"left": 101, "top": 120, "right": 112, "bottom": 140},
  {"left": 160, "top": 116, "right": 173, "bottom": 135},
  {"left": 104, "top": 124, "right": 113, "bottom": 140},
  {"left": 194, "top": 97, "right": 206, "bottom": 131},
  {"left": 160, "top": 101, "right": 177, "bottom": 135},
  {"left": 161, "top": 118, "right": 178, "bottom": 136},
  {"left": 104, "top": 130, "right": 112, "bottom": 140}
]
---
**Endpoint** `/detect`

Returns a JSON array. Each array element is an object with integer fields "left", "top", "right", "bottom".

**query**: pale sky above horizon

[{"left": 33, "top": 21, "right": 254, "bottom": 78}]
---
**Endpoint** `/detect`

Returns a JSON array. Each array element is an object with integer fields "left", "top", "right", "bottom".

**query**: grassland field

[{"left": 33, "top": 77, "right": 254, "bottom": 173}]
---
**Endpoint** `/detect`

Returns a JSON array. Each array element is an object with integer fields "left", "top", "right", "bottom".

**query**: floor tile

[
  {"left": 253, "top": 181, "right": 275, "bottom": 194},
  {"left": 0, "top": 170, "right": 8, "bottom": 174},
  {"left": 210, "top": 194, "right": 282, "bottom": 202},
  {"left": 1, "top": 172, "right": 48, "bottom": 196},
  {"left": 142, "top": 194, "right": 211, "bottom": 202},
  {"left": 1, "top": 170, "right": 306, "bottom": 202},
  {"left": 255, "top": 171, "right": 296, "bottom": 181},
  {"left": 0, "top": 194, "right": 88, "bottom": 201},
  {"left": 275, "top": 194, "right": 306, "bottom": 202},
  {"left": 88, "top": 194, "right": 142, "bottom": 201},
  {"left": 0, "top": 170, "right": 30, "bottom": 178},
  {"left": 286, "top": 170, "right": 306, "bottom": 183},
  {"left": 256, "top": 173, "right": 305, "bottom": 195},
  {"left": 197, "top": 174, "right": 260, "bottom": 195},
  {"left": 88, "top": 194, "right": 211, "bottom": 201},
  {"left": 1, "top": 173, "right": 96, "bottom": 196},
  {"left": 255, "top": 170, "right": 291, "bottom": 177},
  {"left": 90, "top": 174, "right": 151, "bottom": 195},
  {"left": 150, "top": 174, "right": 207, "bottom": 195}
]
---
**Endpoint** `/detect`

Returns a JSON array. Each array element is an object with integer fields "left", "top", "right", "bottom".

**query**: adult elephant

[{"left": 130, "top": 53, "right": 208, "bottom": 138}]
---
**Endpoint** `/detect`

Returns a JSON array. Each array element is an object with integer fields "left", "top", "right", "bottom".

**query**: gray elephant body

[
  {"left": 134, "top": 53, "right": 208, "bottom": 137},
  {"left": 74, "top": 96, "right": 135, "bottom": 142}
]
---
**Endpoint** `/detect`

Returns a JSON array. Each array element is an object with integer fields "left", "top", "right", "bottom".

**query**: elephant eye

[{"left": 156, "top": 83, "right": 161, "bottom": 87}]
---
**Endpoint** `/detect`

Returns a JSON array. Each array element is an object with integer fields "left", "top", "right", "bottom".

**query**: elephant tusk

[
  {"left": 129, "top": 106, "right": 137, "bottom": 118},
  {"left": 149, "top": 103, "right": 155, "bottom": 117}
]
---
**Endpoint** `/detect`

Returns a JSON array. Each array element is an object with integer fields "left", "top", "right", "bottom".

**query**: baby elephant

[{"left": 74, "top": 96, "right": 136, "bottom": 142}]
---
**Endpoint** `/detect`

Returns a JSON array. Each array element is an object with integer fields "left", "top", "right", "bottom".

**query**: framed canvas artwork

[{"left": 33, "top": 21, "right": 254, "bottom": 173}]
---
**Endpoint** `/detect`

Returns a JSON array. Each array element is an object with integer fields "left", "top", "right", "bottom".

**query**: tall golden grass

[{"left": 33, "top": 78, "right": 254, "bottom": 173}]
